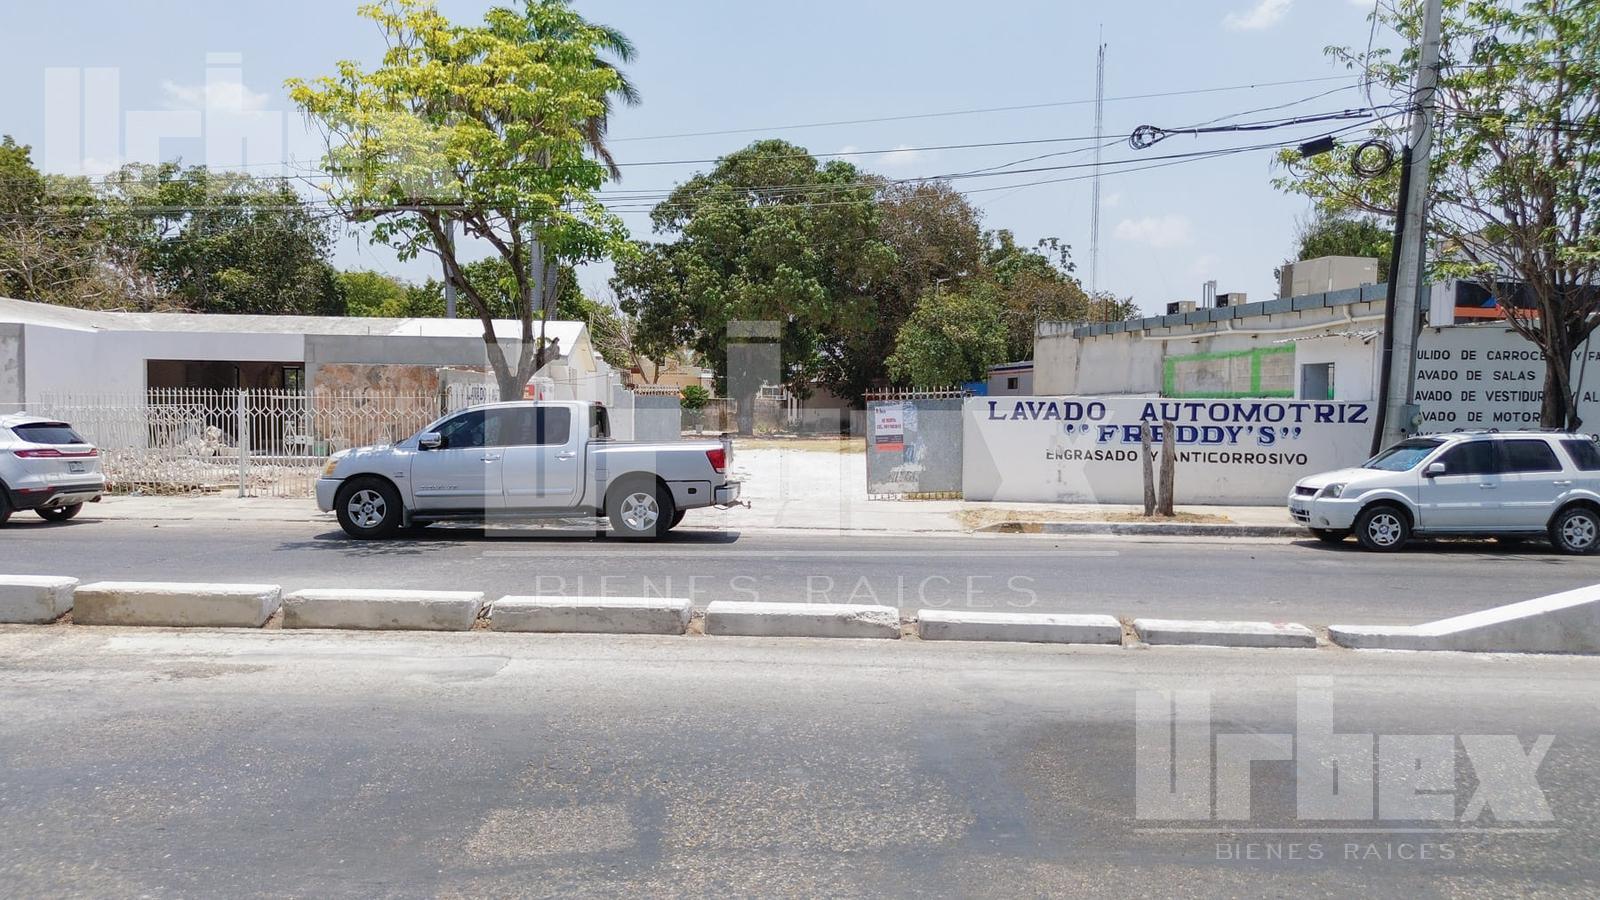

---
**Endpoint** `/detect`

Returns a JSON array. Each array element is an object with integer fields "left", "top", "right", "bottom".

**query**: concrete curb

[
  {"left": 0, "top": 575, "right": 78, "bottom": 624},
  {"left": 491, "top": 596, "right": 692, "bottom": 635},
  {"left": 704, "top": 601, "right": 900, "bottom": 639},
  {"left": 1133, "top": 618, "right": 1317, "bottom": 649},
  {"left": 978, "top": 521, "right": 1303, "bottom": 538},
  {"left": 1329, "top": 584, "right": 1600, "bottom": 653},
  {"left": 282, "top": 589, "right": 484, "bottom": 631},
  {"left": 917, "top": 610, "right": 1122, "bottom": 645},
  {"left": 74, "top": 581, "right": 281, "bottom": 628}
]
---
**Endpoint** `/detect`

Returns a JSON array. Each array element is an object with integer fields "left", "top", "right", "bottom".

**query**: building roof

[
  {"left": 0, "top": 296, "right": 586, "bottom": 347},
  {"left": 1066, "top": 282, "right": 1389, "bottom": 340}
]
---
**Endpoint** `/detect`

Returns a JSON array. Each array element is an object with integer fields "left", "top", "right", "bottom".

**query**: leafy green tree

[
  {"left": 1274, "top": 0, "right": 1600, "bottom": 429},
  {"left": 290, "top": 0, "right": 635, "bottom": 399},
  {"left": 679, "top": 383, "right": 710, "bottom": 411},
  {"left": 612, "top": 139, "right": 896, "bottom": 423},
  {"left": 887, "top": 284, "right": 1009, "bottom": 388},
  {"left": 97, "top": 162, "right": 346, "bottom": 315},
  {"left": 339, "top": 270, "right": 412, "bottom": 317},
  {"left": 824, "top": 180, "right": 986, "bottom": 400},
  {"left": 982, "top": 229, "right": 1137, "bottom": 358},
  {"left": 0, "top": 136, "right": 116, "bottom": 308}
]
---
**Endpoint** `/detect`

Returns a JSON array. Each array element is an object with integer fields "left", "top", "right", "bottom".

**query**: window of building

[
  {"left": 1299, "top": 363, "right": 1335, "bottom": 400},
  {"left": 1006, "top": 377, "right": 1019, "bottom": 391}
]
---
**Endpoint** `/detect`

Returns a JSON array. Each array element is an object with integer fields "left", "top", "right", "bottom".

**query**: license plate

[{"left": 67, "top": 461, "right": 86, "bottom": 474}]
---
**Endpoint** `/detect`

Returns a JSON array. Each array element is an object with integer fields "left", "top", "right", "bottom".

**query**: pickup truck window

[
  {"left": 435, "top": 411, "right": 490, "bottom": 449},
  {"left": 1502, "top": 439, "right": 1562, "bottom": 473},
  {"left": 501, "top": 408, "right": 571, "bottom": 446}
]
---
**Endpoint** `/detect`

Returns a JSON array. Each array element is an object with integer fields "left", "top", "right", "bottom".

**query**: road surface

[
  {"left": 4, "top": 516, "right": 1598, "bottom": 624},
  {"left": 0, "top": 628, "right": 1595, "bottom": 897}
]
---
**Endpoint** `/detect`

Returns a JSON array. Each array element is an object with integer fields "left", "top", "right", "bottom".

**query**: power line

[{"left": 604, "top": 74, "right": 1361, "bottom": 142}]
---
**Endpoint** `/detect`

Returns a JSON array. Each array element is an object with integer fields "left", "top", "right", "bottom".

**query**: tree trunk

[
  {"left": 1157, "top": 421, "right": 1176, "bottom": 517},
  {"left": 1141, "top": 421, "right": 1156, "bottom": 517},
  {"left": 1538, "top": 327, "right": 1575, "bottom": 431}
]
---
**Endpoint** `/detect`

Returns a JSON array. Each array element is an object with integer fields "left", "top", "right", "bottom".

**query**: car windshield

[{"left": 1363, "top": 437, "right": 1443, "bottom": 471}]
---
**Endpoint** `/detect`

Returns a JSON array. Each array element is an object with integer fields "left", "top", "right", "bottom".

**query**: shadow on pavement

[
  {"left": 1290, "top": 537, "right": 1566, "bottom": 558},
  {"left": 280, "top": 525, "right": 743, "bottom": 555}
]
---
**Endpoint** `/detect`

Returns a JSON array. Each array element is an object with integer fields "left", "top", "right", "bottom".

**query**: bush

[{"left": 680, "top": 384, "right": 711, "bottom": 411}]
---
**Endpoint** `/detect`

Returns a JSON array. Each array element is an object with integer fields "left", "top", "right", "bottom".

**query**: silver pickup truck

[{"left": 316, "top": 400, "right": 741, "bottom": 540}]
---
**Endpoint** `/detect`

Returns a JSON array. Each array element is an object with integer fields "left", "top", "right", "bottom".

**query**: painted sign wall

[
  {"left": 963, "top": 396, "right": 1376, "bottom": 505},
  {"left": 1414, "top": 325, "right": 1600, "bottom": 435}
]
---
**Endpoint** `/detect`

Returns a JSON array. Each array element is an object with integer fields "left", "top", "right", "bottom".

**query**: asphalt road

[
  {"left": 5, "top": 516, "right": 1600, "bottom": 624},
  {"left": 0, "top": 628, "right": 1596, "bottom": 897}
]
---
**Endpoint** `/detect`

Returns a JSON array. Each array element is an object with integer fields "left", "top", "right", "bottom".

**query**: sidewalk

[{"left": 81, "top": 446, "right": 1300, "bottom": 537}]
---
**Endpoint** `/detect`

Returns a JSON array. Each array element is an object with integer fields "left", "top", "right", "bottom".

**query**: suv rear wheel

[
  {"left": 37, "top": 503, "right": 82, "bottom": 522},
  {"left": 0, "top": 488, "right": 11, "bottom": 526},
  {"left": 335, "top": 478, "right": 404, "bottom": 540},
  {"left": 1355, "top": 504, "right": 1410, "bottom": 552},
  {"left": 1549, "top": 505, "right": 1600, "bottom": 555}
]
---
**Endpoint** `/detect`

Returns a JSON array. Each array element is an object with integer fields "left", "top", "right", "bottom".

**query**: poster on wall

[
  {"left": 873, "top": 402, "right": 906, "bottom": 452},
  {"left": 963, "top": 396, "right": 1376, "bottom": 505}
]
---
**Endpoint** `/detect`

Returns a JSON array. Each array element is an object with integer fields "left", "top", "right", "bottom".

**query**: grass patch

[{"left": 955, "top": 506, "right": 1233, "bottom": 530}]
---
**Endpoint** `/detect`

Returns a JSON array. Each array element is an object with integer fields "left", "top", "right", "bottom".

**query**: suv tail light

[
  {"left": 706, "top": 447, "right": 726, "bottom": 473},
  {"left": 14, "top": 448, "right": 98, "bottom": 458}
]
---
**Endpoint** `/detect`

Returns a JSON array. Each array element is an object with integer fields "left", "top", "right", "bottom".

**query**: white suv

[
  {"left": 1289, "top": 431, "right": 1600, "bottom": 554},
  {"left": 0, "top": 414, "right": 105, "bottom": 525}
]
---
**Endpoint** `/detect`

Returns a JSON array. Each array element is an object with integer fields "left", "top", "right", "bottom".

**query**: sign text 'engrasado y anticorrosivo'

[{"left": 962, "top": 397, "right": 1376, "bottom": 505}]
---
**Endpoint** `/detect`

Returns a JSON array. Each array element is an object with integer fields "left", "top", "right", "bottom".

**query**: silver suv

[
  {"left": 1289, "top": 431, "right": 1600, "bottom": 554},
  {"left": 0, "top": 414, "right": 105, "bottom": 525}
]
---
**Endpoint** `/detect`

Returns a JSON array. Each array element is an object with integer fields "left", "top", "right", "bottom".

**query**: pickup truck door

[
  {"left": 409, "top": 409, "right": 506, "bottom": 513},
  {"left": 500, "top": 406, "right": 584, "bottom": 509},
  {"left": 1417, "top": 440, "right": 1501, "bottom": 530}
]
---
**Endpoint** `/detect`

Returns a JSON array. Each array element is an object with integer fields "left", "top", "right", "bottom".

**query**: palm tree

[{"left": 528, "top": 0, "right": 640, "bottom": 180}]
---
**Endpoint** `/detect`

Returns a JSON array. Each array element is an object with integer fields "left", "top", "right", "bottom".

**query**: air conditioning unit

[
  {"left": 1216, "top": 292, "right": 1246, "bottom": 308},
  {"left": 1166, "top": 301, "right": 1197, "bottom": 315}
]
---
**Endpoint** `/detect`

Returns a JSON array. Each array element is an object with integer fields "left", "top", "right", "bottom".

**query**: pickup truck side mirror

[
  {"left": 418, "top": 432, "right": 443, "bottom": 451},
  {"left": 1424, "top": 461, "right": 1447, "bottom": 477}
]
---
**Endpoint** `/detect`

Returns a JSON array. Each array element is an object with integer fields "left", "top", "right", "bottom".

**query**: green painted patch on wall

[{"left": 1163, "top": 345, "right": 1294, "bottom": 398}]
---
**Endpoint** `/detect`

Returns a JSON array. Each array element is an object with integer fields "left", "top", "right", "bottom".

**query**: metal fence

[
  {"left": 29, "top": 390, "right": 447, "bottom": 498},
  {"left": 864, "top": 387, "right": 969, "bottom": 500}
]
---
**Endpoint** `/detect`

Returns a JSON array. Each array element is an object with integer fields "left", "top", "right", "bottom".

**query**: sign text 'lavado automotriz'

[{"left": 962, "top": 397, "right": 1377, "bottom": 505}]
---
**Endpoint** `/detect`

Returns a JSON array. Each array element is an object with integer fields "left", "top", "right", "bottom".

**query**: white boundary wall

[{"left": 963, "top": 397, "right": 1375, "bottom": 504}]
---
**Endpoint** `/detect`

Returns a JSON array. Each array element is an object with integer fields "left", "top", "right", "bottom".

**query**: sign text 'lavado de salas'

[{"left": 963, "top": 397, "right": 1376, "bottom": 505}]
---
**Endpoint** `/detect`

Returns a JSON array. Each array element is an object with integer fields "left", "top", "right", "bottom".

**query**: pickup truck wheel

[
  {"left": 1355, "top": 504, "right": 1410, "bottom": 552},
  {"left": 37, "top": 503, "right": 83, "bottom": 522},
  {"left": 335, "top": 478, "right": 403, "bottom": 540},
  {"left": 1549, "top": 506, "right": 1600, "bottom": 555},
  {"left": 607, "top": 480, "right": 675, "bottom": 540}
]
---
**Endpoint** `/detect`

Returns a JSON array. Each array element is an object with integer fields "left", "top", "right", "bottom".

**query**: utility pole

[
  {"left": 1089, "top": 33, "right": 1106, "bottom": 296},
  {"left": 443, "top": 220, "right": 457, "bottom": 319},
  {"left": 1375, "top": 0, "right": 1443, "bottom": 452}
]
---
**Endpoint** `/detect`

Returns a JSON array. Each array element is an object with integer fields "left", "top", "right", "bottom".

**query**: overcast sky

[{"left": 1, "top": 0, "right": 1390, "bottom": 314}]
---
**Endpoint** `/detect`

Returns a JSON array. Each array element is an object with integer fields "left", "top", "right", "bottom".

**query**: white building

[{"left": 0, "top": 296, "right": 612, "bottom": 405}]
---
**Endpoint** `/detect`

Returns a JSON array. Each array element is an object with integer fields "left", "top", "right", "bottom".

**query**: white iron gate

[{"left": 31, "top": 390, "right": 448, "bottom": 498}]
